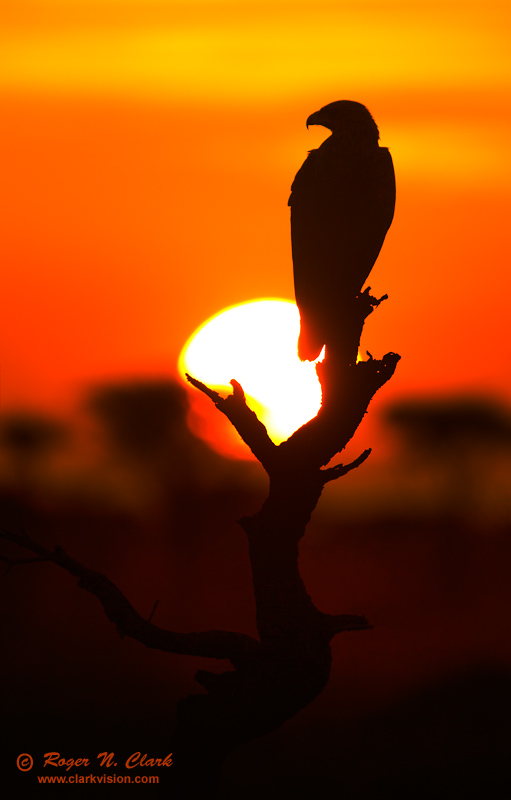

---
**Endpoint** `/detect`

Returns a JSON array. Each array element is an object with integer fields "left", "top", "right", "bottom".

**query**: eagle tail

[{"left": 297, "top": 316, "right": 324, "bottom": 362}]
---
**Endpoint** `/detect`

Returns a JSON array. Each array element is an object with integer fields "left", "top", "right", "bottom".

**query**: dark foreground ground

[{"left": 2, "top": 479, "right": 509, "bottom": 798}]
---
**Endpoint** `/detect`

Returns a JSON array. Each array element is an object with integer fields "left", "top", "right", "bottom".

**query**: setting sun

[{"left": 179, "top": 299, "right": 323, "bottom": 451}]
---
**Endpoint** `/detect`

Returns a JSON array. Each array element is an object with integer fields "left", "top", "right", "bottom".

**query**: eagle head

[{"left": 306, "top": 100, "right": 380, "bottom": 143}]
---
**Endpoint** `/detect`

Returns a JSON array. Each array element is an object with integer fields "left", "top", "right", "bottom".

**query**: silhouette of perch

[{"left": 1, "top": 99, "right": 399, "bottom": 796}]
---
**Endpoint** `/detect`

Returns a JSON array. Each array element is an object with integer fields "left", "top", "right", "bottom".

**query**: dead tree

[{"left": 1, "top": 286, "right": 399, "bottom": 795}]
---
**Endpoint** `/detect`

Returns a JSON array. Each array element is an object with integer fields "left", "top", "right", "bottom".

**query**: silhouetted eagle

[{"left": 289, "top": 100, "right": 395, "bottom": 362}]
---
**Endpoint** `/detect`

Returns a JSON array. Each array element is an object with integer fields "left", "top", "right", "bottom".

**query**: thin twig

[
  {"left": 148, "top": 598, "right": 160, "bottom": 623},
  {"left": 321, "top": 448, "right": 372, "bottom": 483},
  {"left": 322, "top": 613, "right": 373, "bottom": 638}
]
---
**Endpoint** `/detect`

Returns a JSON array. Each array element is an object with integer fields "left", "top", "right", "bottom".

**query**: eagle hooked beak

[
  {"left": 306, "top": 111, "right": 321, "bottom": 129},
  {"left": 306, "top": 109, "right": 330, "bottom": 131}
]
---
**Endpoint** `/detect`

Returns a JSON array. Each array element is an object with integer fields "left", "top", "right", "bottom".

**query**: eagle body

[{"left": 289, "top": 101, "right": 395, "bottom": 362}]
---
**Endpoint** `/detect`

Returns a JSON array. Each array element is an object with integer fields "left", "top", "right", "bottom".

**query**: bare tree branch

[
  {"left": 185, "top": 373, "right": 278, "bottom": 473},
  {"left": 1, "top": 554, "right": 51, "bottom": 573},
  {"left": 281, "top": 351, "right": 401, "bottom": 470},
  {"left": 0, "top": 528, "right": 260, "bottom": 666},
  {"left": 321, "top": 448, "right": 372, "bottom": 483},
  {"left": 322, "top": 613, "right": 373, "bottom": 637}
]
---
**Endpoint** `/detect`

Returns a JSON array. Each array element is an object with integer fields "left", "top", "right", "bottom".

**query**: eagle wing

[{"left": 289, "top": 141, "right": 395, "bottom": 361}]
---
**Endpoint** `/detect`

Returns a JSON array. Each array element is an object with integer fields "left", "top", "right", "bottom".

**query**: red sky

[{"left": 1, "top": 1, "right": 510, "bottom": 431}]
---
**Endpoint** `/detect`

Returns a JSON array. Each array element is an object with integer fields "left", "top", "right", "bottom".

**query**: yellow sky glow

[{"left": 2, "top": 3, "right": 509, "bottom": 101}]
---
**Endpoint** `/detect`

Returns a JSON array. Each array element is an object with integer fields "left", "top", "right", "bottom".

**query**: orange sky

[{"left": 1, "top": 0, "right": 510, "bottom": 424}]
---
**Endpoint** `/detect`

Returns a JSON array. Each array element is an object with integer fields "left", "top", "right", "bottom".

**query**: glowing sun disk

[{"left": 178, "top": 299, "right": 322, "bottom": 445}]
